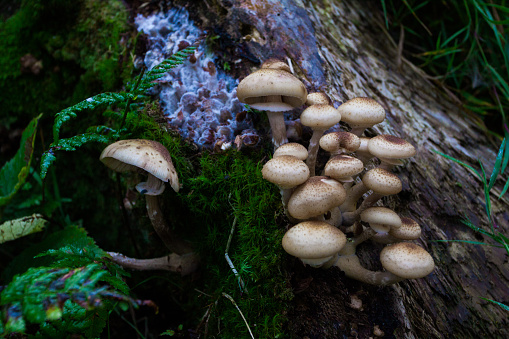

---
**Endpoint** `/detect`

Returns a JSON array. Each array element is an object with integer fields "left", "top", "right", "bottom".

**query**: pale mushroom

[
  {"left": 337, "top": 97, "right": 385, "bottom": 136},
  {"left": 324, "top": 155, "right": 364, "bottom": 183},
  {"left": 300, "top": 104, "right": 342, "bottom": 175},
  {"left": 261, "top": 155, "right": 310, "bottom": 214},
  {"left": 341, "top": 168, "right": 402, "bottom": 225},
  {"left": 287, "top": 176, "right": 346, "bottom": 220},
  {"left": 100, "top": 139, "right": 192, "bottom": 255},
  {"left": 273, "top": 142, "right": 308, "bottom": 160},
  {"left": 237, "top": 67, "right": 307, "bottom": 147},
  {"left": 282, "top": 221, "right": 346, "bottom": 267},
  {"left": 306, "top": 92, "right": 331, "bottom": 106},
  {"left": 368, "top": 134, "right": 416, "bottom": 170},
  {"left": 380, "top": 242, "right": 435, "bottom": 279}
]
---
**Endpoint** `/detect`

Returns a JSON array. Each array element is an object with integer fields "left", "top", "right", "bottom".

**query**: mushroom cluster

[{"left": 238, "top": 60, "right": 434, "bottom": 285}]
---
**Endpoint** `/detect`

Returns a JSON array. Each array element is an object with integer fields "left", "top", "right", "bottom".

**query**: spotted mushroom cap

[
  {"left": 337, "top": 97, "right": 385, "bottom": 128},
  {"left": 100, "top": 139, "right": 179, "bottom": 192},
  {"left": 368, "top": 135, "right": 416, "bottom": 161},
  {"left": 261, "top": 58, "right": 292, "bottom": 73},
  {"left": 273, "top": 142, "right": 308, "bottom": 160},
  {"left": 380, "top": 242, "right": 435, "bottom": 279},
  {"left": 306, "top": 92, "right": 331, "bottom": 106},
  {"left": 300, "top": 104, "right": 342, "bottom": 130},
  {"left": 261, "top": 155, "right": 310, "bottom": 189},
  {"left": 361, "top": 207, "right": 402, "bottom": 233},
  {"left": 389, "top": 217, "right": 422, "bottom": 240},
  {"left": 320, "top": 132, "right": 361, "bottom": 154},
  {"left": 237, "top": 68, "right": 307, "bottom": 112},
  {"left": 282, "top": 221, "right": 347, "bottom": 260},
  {"left": 362, "top": 168, "right": 402, "bottom": 195},
  {"left": 288, "top": 176, "right": 347, "bottom": 219},
  {"left": 324, "top": 155, "right": 364, "bottom": 182}
]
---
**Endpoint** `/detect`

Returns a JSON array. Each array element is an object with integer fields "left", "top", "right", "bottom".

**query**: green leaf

[
  {"left": 0, "top": 214, "right": 48, "bottom": 244},
  {"left": 0, "top": 264, "right": 140, "bottom": 335},
  {"left": 480, "top": 298, "right": 509, "bottom": 311},
  {"left": 40, "top": 133, "right": 111, "bottom": 179},
  {"left": 53, "top": 92, "right": 129, "bottom": 142},
  {"left": 487, "top": 138, "right": 505, "bottom": 190},
  {"left": 0, "top": 114, "right": 41, "bottom": 207}
]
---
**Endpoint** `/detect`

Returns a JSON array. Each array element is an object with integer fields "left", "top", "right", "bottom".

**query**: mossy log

[{"left": 177, "top": 0, "right": 509, "bottom": 337}]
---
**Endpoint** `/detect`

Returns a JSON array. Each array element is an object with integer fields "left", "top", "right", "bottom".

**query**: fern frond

[
  {"left": 40, "top": 133, "right": 111, "bottom": 179},
  {"left": 0, "top": 264, "right": 150, "bottom": 335},
  {"left": 135, "top": 46, "right": 197, "bottom": 94},
  {"left": 53, "top": 92, "right": 131, "bottom": 142}
]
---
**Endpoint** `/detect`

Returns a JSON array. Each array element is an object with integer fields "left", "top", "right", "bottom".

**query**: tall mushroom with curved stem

[
  {"left": 237, "top": 62, "right": 307, "bottom": 148},
  {"left": 100, "top": 139, "right": 193, "bottom": 255},
  {"left": 341, "top": 168, "right": 403, "bottom": 225},
  {"left": 300, "top": 104, "right": 342, "bottom": 176}
]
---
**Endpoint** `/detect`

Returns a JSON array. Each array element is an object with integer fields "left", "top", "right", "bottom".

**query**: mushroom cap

[
  {"left": 300, "top": 104, "right": 342, "bottom": 130},
  {"left": 237, "top": 68, "right": 307, "bottom": 112},
  {"left": 324, "top": 155, "right": 364, "bottom": 182},
  {"left": 261, "top": 155, "right": 310, "bottom": 189},
  {"left": 320, "top": 132, "right": 361, "bottom": 154},
  {"left": 362, "top": 168, "right": 402, "bottom": 195},
  {"left": 337, "top": 97, "right": 385, "bottom": 128},
  {"left": 380, "top": 242, "right": 435, "bottom": 279},
  {"left": 261, "top": 58, "right": 292, "bottom": 73},
  {"left": 282, "top": 221, "right": 346, "bottom": 259},
  {"left": 361, "top": 207, "right": 401, "bottom": 233},
  {"left": 306, "top": 92, "right": 331, "bottom": 106},
  {"left": 273, "top": 142, "right": 308, "bottom": 160},
  {"left": 100, "top": 139, "right": 179, "bottom": 192},
  {"left": 389, "top": 217, "right": 422, "bottom": 240},
  {"left": 368, "top": 135, "right": 416, "bottom": 160},
  {"left": 288, "top": 176, "right": 347, "bottom": 219}
]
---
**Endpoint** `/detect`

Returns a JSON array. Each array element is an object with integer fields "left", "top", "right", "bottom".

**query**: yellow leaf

[{"left": 0, "top": 214, "right": 47, "bottom": 244}]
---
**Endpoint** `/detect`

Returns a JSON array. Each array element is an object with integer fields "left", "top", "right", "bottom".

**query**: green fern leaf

[
  {"left": 135, "top": 46, "right": 196, "bottom": 94},
  {"left": 53, "top": 92, "right": 131, "bottom": 142},
  {"left": 0, "top": 263, "right": 145, "bottom": 335},
  {"left": 40, "top": 133, "right": 111, "bottom": 179}
]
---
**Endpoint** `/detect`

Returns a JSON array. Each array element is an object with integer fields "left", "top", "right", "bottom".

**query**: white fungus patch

[{"left": 135, "top": 8, "right": 257, "bottom": 148}]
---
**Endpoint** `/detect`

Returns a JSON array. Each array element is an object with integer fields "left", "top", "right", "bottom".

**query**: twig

[
  {"left": 222, "top": 293, "right": 255, "bottom": 339},
  {"left": 225, "top": 216, "right": 248, "bottom": 294}
]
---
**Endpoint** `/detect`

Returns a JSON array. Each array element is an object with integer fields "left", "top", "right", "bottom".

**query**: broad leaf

[
  {"left": 0, "top": 114, "right": 41, "bottom": 207},
  {"left": 0, "top": 214, "right": 47, "bottom": 244}
]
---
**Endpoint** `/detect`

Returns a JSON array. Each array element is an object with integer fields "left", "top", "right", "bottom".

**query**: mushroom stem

[
  {"left": 107, "top": 251, "right": 199, "bottom": 276},
  {"left": 340, "top": 182, "right": 369, "bottom": 213},
  {"left": 305, "top": 129, "right": 325, "bottom": 176},
  {"left": 145, "top": 195, "right": 194, "bottom": 255},
  {"left": 349, "top": 126, "right": 367, "bottom": 137},
  {"left": 280, "top": 187, "right": 299, "bottom": 223},
  {"left": 341, "top": 192, "right": 383, "bottom": 226},
  {"left": 334, "top": 254, "right": 404, "bottom": 285},
  {"left": 266, "top": 111, "right": 288, "bottom": 148},
  {"left": 333, "top": 228, "right": 404, "bottom": 285}
]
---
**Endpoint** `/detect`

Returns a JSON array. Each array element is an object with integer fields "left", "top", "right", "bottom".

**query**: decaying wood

[{"left": 177, "top": 0, "right": 509, "bottom": 337}]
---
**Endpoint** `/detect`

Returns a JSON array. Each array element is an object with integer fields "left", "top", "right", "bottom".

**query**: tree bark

[{"left": 180, "top": 0, "right": 509, "bottom": 337}]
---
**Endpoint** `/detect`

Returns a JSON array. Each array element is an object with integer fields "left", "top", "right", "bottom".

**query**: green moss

[
  {"left": 126, "top": 109, "right": 291, "bottom": 337},
  {"left": 0, "top": 0, "right": 131, "bottom": 129}
]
